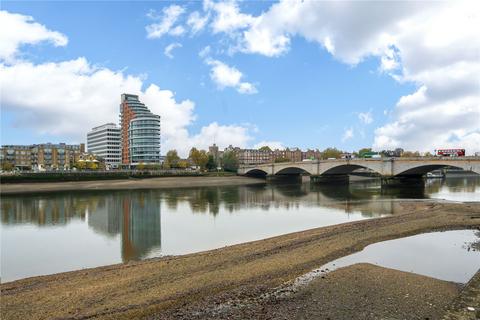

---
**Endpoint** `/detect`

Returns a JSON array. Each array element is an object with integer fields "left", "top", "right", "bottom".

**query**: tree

[
  {"left": 274, "top": 156, "right": 290, "bottom": 163},
  {"left": 75, "top": 161, "right": 86, "bottom": 170},
  {"left": 137, "top": 163, "right": 146, "bottom": 171},
  {"left": 258, "top": 146, "right": 272, "bottom": 152},
  {"left": 165, "top": 150, "right": 180, "bottom": 168},
  {"left": 222, "top": 151, "right": 239, "bottom": 172},
  {"left": 86, "top": 161, "right": 98, "bottom": 170},
  {"left": 206, "top": 155, "right": 217, "bottom": 171},
  {"left": 189, "top": 148, "right": 208, "bottom": 170},
  {"left": 322, "top": 147, "right": 342, "bottom": 159},
  {"left": 1, "top": 162, "right": 14, "bottom": 171},
  {"left": 177, "top": 160, "right": 189, "bottom": 169}
]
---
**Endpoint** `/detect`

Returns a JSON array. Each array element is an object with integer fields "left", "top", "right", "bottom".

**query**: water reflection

[
  {"left": 1, "top": 177, "right": 479, "bottom": 282},
  {"left": 87, "top": 192, "right": 161, "bottom": 261}
]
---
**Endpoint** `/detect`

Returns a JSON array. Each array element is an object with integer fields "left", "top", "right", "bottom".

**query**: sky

[{"left": 0, "top": 1, "right": 479, "bottom": 157}]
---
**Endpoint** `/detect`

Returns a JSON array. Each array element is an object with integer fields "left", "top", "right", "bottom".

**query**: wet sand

[
  {"left": 0, "top": 176, "right": 265, "bottom": 195},
  {"left": 1, "top": 201, "right": 479, "bottom": 320}
]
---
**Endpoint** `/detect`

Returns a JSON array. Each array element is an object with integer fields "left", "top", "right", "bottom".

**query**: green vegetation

[
  {"left": 321, "top": 147, "right": 342, "bottom": 159},
  {"left": 206, "top": 155, "right": 217, "bottom": 171},
  {"left": 258, "top": 146, "right": 272, "bottom": 152},
  {"left": 164, "top": 150, "right": 180, "bottom": 168},
  {"left": 189, "top": 148, "right": 209, "bottom": 171},
  {"left": 222, "top": 150, "right": 239, "bottom": 172},
  {"left": 274, "top": 157, "right": 290, "bottom": 163},
  {"left": 0, "top": 170, "right": 205, "bottom": 184},
  {"left": 1, "top": 162, "right": 14, "bottom": 171}
]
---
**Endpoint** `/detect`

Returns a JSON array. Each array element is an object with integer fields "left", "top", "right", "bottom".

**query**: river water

[{"left": 1, "top": 176, "right": 479, "bottom": 282}]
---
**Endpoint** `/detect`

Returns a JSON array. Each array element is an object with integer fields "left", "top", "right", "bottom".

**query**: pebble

[{"left": 467, "top": 306, "right": 475, "bottom": 311}]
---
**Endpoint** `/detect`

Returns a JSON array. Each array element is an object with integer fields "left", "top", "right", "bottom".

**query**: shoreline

[
  {"left": 1, "top": 201, "right": 479, "bottom": 319},
  {"left": 0, "top": 175, "right": 265, "bottom": 195}
]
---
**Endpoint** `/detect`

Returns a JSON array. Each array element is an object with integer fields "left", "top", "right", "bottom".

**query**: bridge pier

[
  {"left": 380, "top": 176, "right": 426, "bottom": 198},
  {"left": 266, "top": 174, "right": 302, "bottom": 182},
  {"left": 381, "top": 176, "right": 425, "bottom": 187},
  {"left": 311, "top": 174, "right": 350, "bottom": 184}
]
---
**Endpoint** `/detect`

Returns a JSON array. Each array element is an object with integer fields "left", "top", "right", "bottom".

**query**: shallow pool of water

[{"left": 312, "top": 230, "right": 480, "bottom": 284}]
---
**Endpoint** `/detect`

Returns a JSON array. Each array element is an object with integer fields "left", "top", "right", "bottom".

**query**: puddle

[{"left": 294, "top": 229, "right": 480, "bottom": 288}]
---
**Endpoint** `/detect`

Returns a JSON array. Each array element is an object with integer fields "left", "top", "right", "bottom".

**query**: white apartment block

[{"left": 87, "top": 123, "right": 121, "bottom": 167}]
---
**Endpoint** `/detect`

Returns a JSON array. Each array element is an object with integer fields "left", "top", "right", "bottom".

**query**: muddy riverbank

[
  {"left": 0, "top": 176, "right": 265, "bottom": 195},
  {"left": 178, "top": 263, "right": 462, "bottom": 320},
  {"left": 1, "top": 201, "right": 479, "bottom": 319}
]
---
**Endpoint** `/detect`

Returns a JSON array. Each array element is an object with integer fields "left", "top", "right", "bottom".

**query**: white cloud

[
  {"left": 187, "top": 11, "right": 209, "bottom": 35},
  {"left": 238, "top": 82, "right": 257, "bottom": 94},
  {"left": 205, "top": 58, "right": 257, "bottom": 94},
  {"left": 198, "top": 45, "right": 211, "bottom": 58},
  {"left": 164, "top": 42, "right": 182, "bottom": 59},
  {"left": 183, "top": 122, "right": 252, "bottom": 152},
  {"left": 253, "top": 141, "right": 284, "bottom": 150},
  {"left": 0, "top": 57, "right": 255, "bottom": 157},
  {"left": 146, "top": 5, "right": 185, "bottom": 39},
  {"left": 1, "top": 10, "right": 254, "bottom": 158},
  {"left": 358, "top": 111, "right": 373, "bottom": 124},
  {"left": 205, "top": 0, "right": 255, "bottom": 34},
  {"left": 342, "top": 128, "right": 354, "bottom": 142},
  {"left": 0, "top": 10, "right": 68, "bottom": 62},
  {"left": 204, "top": 1, "right": 479, "bottom": 152}
]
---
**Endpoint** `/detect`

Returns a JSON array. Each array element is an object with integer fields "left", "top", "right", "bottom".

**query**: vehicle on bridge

[
  {"left": 435, "top": 149, "right": 465, "bottom": 157},
  {"left": 360, "top": 151, "right": 381, "bottom": 158}
]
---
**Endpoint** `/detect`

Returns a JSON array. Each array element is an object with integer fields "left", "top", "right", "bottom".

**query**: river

[{"left": 1, "top": 176, "right": 479, "bottom": 282}]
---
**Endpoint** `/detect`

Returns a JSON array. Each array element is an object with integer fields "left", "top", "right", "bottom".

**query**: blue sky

[{"left": 1, "top": 1, "right": 478, "bottom": 156}]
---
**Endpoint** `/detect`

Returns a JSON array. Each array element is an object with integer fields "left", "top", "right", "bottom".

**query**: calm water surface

[
  {"left": 1, "top": 176, "right": 479, "bottom": 282},
  {"left": 318, "top": 230, "right": 480, "bottom": 283}
]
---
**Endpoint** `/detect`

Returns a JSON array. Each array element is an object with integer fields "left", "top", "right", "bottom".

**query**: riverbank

[
  {"left": 0, "top": 175, "right": 265, "bottom": 195},
  {"left": 187, "top": 263, "right": 462, "bottom": 320},
  {"left": 1, "top": 201, "right": 479, "bottom": 319}
]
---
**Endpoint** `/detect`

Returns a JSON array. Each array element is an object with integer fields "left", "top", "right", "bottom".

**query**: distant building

[
  {"left": 120, "top": 94, "right": 161, "bottom": 166},
  {"left": 1, "top": 143, "right": 84, "bottom": 170},
  {"left": 217, "top": 145, "right": 323, "bottom": 166},
  {"left": 208, "top": 143, "right": 220, "bottom": 163},
  {"left": 225, "top": 146, "right": 272, "bottom": 166},
  {"left": 302, "top": 149, "right": 322, "bottom": 161},
  {"left": 273, "top": 148, "right": 303, "bottom": 162},
  {"left": 87, "top": 123, "right": 121, "bottom": 168}
]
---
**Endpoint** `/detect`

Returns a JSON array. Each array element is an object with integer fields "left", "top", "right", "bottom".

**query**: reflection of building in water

[
  {"left": 87, "top": 191, "right": 162, "bottom": 262},
  {"left": 88, "top": 196, "right": 122, "bottom": 236},
  {"left": 1, "top": 195, "right": 87, "bottom": 225}
]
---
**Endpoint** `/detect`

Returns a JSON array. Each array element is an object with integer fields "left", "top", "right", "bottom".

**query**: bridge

[{"left": 238, "top": 157, "right": 480, "bottom": 182}]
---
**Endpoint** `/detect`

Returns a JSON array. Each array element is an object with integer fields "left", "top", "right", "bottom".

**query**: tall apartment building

[
  {"left": 120, "top": 94, "right": 161, "bottom": 165},
  {"left": 87, "top": 123, "right": 121, "bottom": 168},
  {"left": 1, "top": 143, "right": 85, "bottom": 170}
]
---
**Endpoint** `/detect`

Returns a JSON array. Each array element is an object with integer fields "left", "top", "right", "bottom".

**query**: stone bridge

[{"left": 238, "top": 157, "right": 480, "bottom": 179}]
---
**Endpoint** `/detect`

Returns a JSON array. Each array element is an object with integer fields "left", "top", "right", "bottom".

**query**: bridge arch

[
  {"left": 395, "top": 163, "right": 480, "bottom": 176},
  {"left": 319, "top": 164, "right": 382, "bottom": 176},
  {"left": 244, "top": 168, "right": 269, "bottom": 177},
  {"left": 274, "top": 166, "right": 311, "bottom": 175}
]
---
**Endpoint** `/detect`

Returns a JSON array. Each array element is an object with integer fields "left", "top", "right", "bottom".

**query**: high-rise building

[
  {"left": 87, "top": 123, "right": 121, "bottom": 168},
  {"left": 120, "top": 94, "right": 161, "bottom": 165}
]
